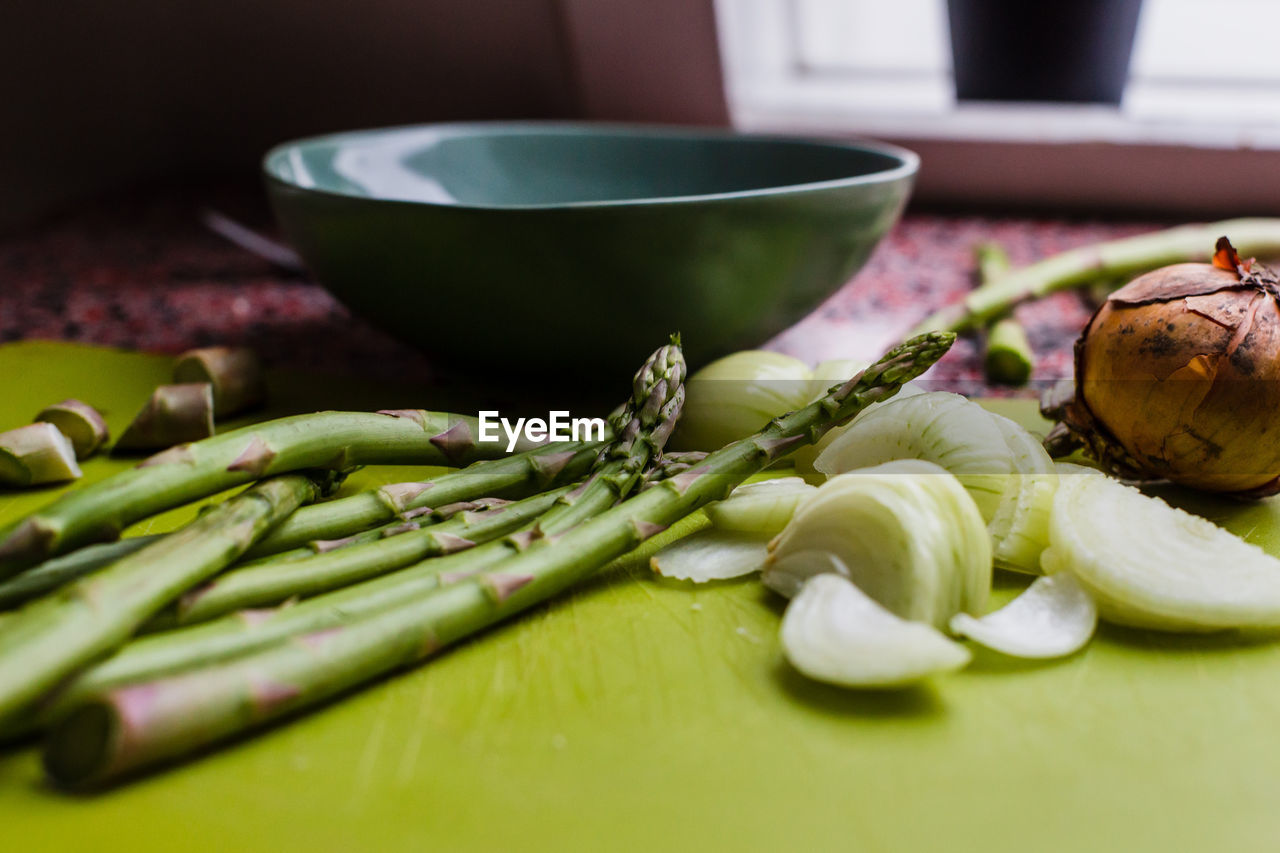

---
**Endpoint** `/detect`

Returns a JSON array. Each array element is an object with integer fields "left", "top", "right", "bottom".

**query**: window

[{"left": 718, "top": 0, "right": 1280, "bottom": 149}]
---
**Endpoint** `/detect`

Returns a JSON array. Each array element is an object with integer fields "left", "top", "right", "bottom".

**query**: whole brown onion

[{"left": 1050, "top": 238, "right": 1280, "bottom": 495}]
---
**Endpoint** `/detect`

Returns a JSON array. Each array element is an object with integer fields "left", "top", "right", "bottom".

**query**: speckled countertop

[{"left": 0, "top": 184, "right": 1161, "bottom": 395}]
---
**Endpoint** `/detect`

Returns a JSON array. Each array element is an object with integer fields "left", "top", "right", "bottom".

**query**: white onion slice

[
  {"left": 950, "top": 573, "right": 1097, "bottom": 658},
  {"left": 781, "top": 572, "right": 971, "bottom": 689},
  {"left": 764, "top": 459, "right": 991, "bottom": 630},
  {"left": 813, "top": 392, "right": 1015, "bottom": 522},
  {"left": 649, "top": 529, "right": 769, "bottom": 583},
  {"left": 704, "top": 477, "right": 816, "bottom": 537},
  {"left": 1043, "top": 472, "right": 1280, "bottom": 631}
]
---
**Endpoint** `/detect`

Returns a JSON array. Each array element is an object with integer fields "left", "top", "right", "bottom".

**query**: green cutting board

[{"left": 3, "top": 341, "right": 1280, "bottom": 852}]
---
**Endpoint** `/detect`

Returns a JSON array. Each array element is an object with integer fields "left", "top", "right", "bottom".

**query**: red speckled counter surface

[{"left": 0, "top": 184, "right": 1161, "bottom": 395}]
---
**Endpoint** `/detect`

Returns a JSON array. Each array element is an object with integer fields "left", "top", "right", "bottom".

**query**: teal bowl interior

[{"left": 264, "top": 122, "right": 917, "bottom": 378}]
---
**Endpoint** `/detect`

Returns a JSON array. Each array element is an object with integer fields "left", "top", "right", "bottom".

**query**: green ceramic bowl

[{"left": 263, "top": 122, "right": 917, "bottom": 377}]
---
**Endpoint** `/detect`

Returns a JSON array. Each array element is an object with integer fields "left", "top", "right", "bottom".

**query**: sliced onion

[
  {"left": 950, "top": 573, "right": 1097, "bottom": 658},
  {"left": 704, "top": 477, "right": 816, "bottom": 537},
  {"left": 984, "top": 414, "right": 1057, "bottom": 574},
  {"left": 813, "top": 392, "right": 1015, "bottom": 521},
  {"left": 1043, "top": 472, "right": 1280, "bottom": 631},
  {"left": 781, "top": 572, "right": 971, "bottom": 689},
  {"left": 649, "top": 529, "right": 769, "bottom": 583},
  {"left": 788, "top": 376, "right": 921, "bottom": 479},
  {"left": 764, "top": 459, "right": 991, "bottom": 630}
]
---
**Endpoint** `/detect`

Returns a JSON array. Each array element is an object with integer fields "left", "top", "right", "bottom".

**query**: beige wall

[{"left": 0, "top": 0, "right": 727, "bottom": 228}]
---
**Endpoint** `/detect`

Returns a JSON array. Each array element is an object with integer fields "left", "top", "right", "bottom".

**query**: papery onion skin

[{"left": 1068, "top": 246, "right": 1280, "bottom": 495}]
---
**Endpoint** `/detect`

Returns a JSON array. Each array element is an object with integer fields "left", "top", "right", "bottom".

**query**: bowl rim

[{"left": 262, "top": 120, "right": 919, "bottom": 211}]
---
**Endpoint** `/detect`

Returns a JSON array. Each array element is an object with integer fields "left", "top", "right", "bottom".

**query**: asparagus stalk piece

[
  {"left": 14, "top": 343, "right": 688, "bottom": 736},
  {"left": 174, "top": 347, "right": 267, "bottom": 417},
  {"left": 0, "top": 474, "right": 319, "bottom": 725},
  {"left": 0, "top": 409, "right": 542, "bottom": 577},
  {"left": 150, "top": 484, "right": 575, "bottom": 628},
  {"left": 245, "top": 439, "right": 606, "bottom": 557},
  {"left": 0, "top": 423, "right": 82, "bottom": 486},
  {"left": 40, "top": 333, "right": 949, "bottom": 788},
  {"left": 909, "top": 218, "right": 1280, "bottom": 335},
  {"left": 973, "top": 243, "right": 1035, "bottom": 386},
  {"left": 984, "top": 319, "right": 1034, "bottom": 386},
  {"left": 113, "top": 383, "right": 216, "bottom": 452},
  {"left": 35, "top": 400, "right": 109, "bottom": 459}
]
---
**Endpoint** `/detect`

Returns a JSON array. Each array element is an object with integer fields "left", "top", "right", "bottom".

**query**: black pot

[{"left": 947, "top": 0, "right": 1144, "bottom": 104}]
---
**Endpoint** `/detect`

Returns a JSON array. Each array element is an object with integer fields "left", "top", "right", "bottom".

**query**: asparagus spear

[
  {"left": 0, "top": 423, "right": 81, "bottom": 486},
  {"left": 40, "top": 333, "right": 950, "bottom": 788},
  {"left": 0, "top": 442, "right": 605, "bottom": 606},
  {"left": 0, "top": 496, "right": 520, "bottom": 612},
  {"left": 909, "top": 218, "right": 1280, "bottom": 335},
  {"left": 35, "top": 400, "right": 109, "bottom": 459},
  {"left": 10, "top": 481, "right": 625, "bottom": 736},
  {"left": 12, "top": 343, "right": 687, "bottom": 735},
  {"left": 150, "top": 340, "right": 685, "bottom": 626},
  {"left": 244, "top": 439, "right": 606, "bottom": 557},
  {"left": 0, "top": 474, "right": 320, "bottom": 725},
  {"left": 0, "top": 538, "right": 153, "bottom": 610},
  {"left": 0, "top": 409, "right": 542, "bottom": 577},
  {"left": 149, "top": 484, "right": 576, "bottom": 628},
  {"left": 173, "top": 347, "right": 267, "bottom": 417},
  {"left": 113, "top": 383, "right": 216, "bottom": 452}
]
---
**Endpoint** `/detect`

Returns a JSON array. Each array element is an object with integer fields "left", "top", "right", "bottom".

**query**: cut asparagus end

[
  {"left": 649, "top": 528, "right": 769, "bottom": 583},
  {"left": 950, "top": 573, "right": 1097, "bottom": 658},
  {"left": 174, "top": 346, "right": 266, "bottom": 417},
  {"left": 781, "top": 571, "right": 971, "bottom": 689},
  {"left": 43, "top": 701, "right": 117, "bottom": 789},
  {"left": 1043, "top": 472, "right": 1280, "bottom": 631},
  {"left": 34, "top": 399, "right": 109, "bottom": 459},
  {"left": 113, "top": 384, "right": 215, "bottom": 453},
  {"left": 0, "top": 423, "right": 82, "bottom": 486},
  {"left": 983, "top": 318, "right": 1034, "bottom": 386}
]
